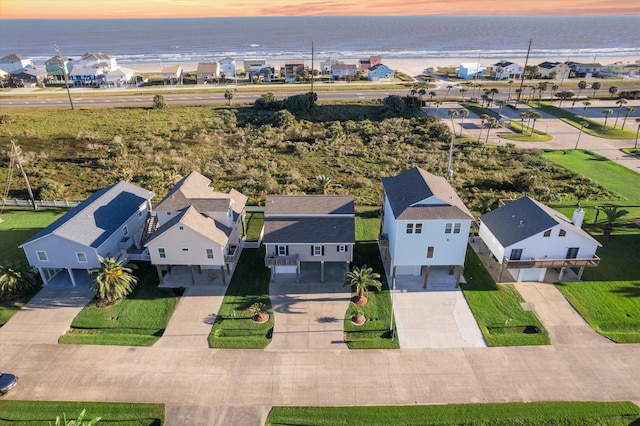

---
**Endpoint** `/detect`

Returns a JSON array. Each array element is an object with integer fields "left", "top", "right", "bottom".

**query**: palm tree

[
  {"left": 576, "top": 80, "right": 587, "bottom": 99},
  {"left": 448, "top": 109, "right": 459, "bottom": 131},
  {"left": 519, "top": 111, "right": 528, "bottom": 134},
  {"left": 478, "top": 113, "right": 489, "bottom": 141},
  {"left": 506, "top": 79, "right": 514, "bottom": 101},
  {"left": 608, "top": 85, "right": 619, "bottom": 98},
  {"left": 490, "top": 88, "right": 499, "bottom": 105},
  {"left": 602, "top": 109, "right": 613, "bottom": 128},
  {"left": 418, "top": 88, "right": 427, "bottom": 106},
  {"left": 89, "top": 255, "right": 138, "bottom": 304},
  {"left": 434, "top": 100, "right": 443, "bottom": 115},
  {"left": 313, "top": 175, "right": 340, "bottom": 194},
  {"left": 575, "top": 121, "right": 589, "bottom": 149},
  {"left": 591, "top": 82, "right": 601, "bottom": 98},
  {"left": 621, "top": 106, "right": 634, "bottom": 130},
  {"left": 582, "top": 101, "right": 591, "bottom": 116},
  {"left": 613, "top": 99, "right": 627, "bottom": 129},
  {"left": 428, "top": 91, "right": 437, "bottom": 110},
  {"left": 0, "top": 260, "right": 37, "bottom": 299},
  {"left": 600, "top": 206, "right": 629, "bottom": 242},
  {"left": 485, "top": 117, "right": 498, "bottom": 143},
  {"left": 529, "top": 111, "right": 542, "bottom": 135},
  {"left": 445, "top": 85, "right": 453, "bottom": 99},
  {"left": 459, "top": 88, "right": 468, "bottom": 102},
  {"left": 635, "top": 118, "right": 640, "bottom": 150},
  {"left": 224, "top": 89, "right": 236, "bottom": 106},
  {"left": 343, "top": 264, "right": 382, "bottom": 306},
  {"left": 459, "top": 109, "right": 469, "bottom": 136},
  {"left": 496, "top": 100, "right": 507, "bottom": 115}
]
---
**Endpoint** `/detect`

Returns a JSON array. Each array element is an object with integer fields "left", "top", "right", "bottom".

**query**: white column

[
  {"left": 67, "top": 268, "right": 77, "bottom": 287},
  {"left": 38, "top": 267, "right": 48, "bottom": 286}
]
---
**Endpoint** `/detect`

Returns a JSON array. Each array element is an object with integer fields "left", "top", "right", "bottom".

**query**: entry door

[{"left": 566, "top": 247, "right": 579, "bottom": 259}]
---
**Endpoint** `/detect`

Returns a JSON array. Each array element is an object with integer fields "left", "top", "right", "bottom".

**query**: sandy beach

[{"left": 125, "top": 56, "right": 640, "bottom": 77}]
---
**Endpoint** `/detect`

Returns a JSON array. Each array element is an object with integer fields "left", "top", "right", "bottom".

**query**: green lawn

[
  {"left": 499, "top": 121, "right": 552, "bottom": 142},
  {"left": 0, "top": 400, "right": 164, "bottom": 425},
  {"left": 266, "top": 401, "right": 640, "bottom": 426},
  {"left": 244, "top": 211, "right": 264, "bottom": 242},
  {"left": 58, "top": 263, "right": 181, "bottom": 346},
  {"left": 534, "top": 102, "right": 637, "bottom": 139},
  {"left": 208, "top": 246, "right": 273, "bottom": 349},
  {"left": 462, "top": 247, "right": 549, "bottom": 346},
  {"left": 555, "top": 281, "right": 640, "bottom": 343}
]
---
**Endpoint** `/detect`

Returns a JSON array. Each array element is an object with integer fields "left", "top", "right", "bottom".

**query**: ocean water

[{"left": 0, "top": 16, "right": 638, "bottom": 65}]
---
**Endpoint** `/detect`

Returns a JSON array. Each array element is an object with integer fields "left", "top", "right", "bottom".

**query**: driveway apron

[{"left": 0, "top": 286, "right": 94, "bottom": 345}]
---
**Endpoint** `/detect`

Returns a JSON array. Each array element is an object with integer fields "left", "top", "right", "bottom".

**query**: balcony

[
  {"left": 264, "top": 254, "right": 298, "bottom": 267},
  {"left": 378, "top": 233, "right": 389, "bottom": 248},
  {"left": 502, "top": 255, "right": 600, "bottom": 269},
  {"left": 224, "top": 245, "right": 241, "bottom": 264}
]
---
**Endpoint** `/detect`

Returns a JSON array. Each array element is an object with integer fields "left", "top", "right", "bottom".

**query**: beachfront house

[
  {"left": 367, "top": 64, "right": 394, "bottom": 81},
  {"left": 567, "top": 62, "right": 603, "bottom": 78},
  {"left": 331, "top": 63, "right": 358, "bottom": 80},
  {"left": 10, "top": 68, "right": 47, "bottom": 88},
  {"left": 105, "top": 67, "right": 135, "bottom": 87},
  {"left": 320, "top": 59, "right": 340, "bottom": 74},
  {"left": 45, "top": 55, "right": 73, "bottom": 81},
  {"left": 492, "top": 60, "right": 522, "bottom": 80},
  {"left": 0, "top": 53, "right": 34, "bottom": 74},
  {"left": 283, "top": 61, "right": 306, "bottom": 79},
  {"left": 537, "top": 61, "right": 570, "bottom": 80},
  {"left": 162, "top": 65, "right": 183, "bottom": 85},
  {"left": 359, "top": 55, "right": 382, "bottom": 70},
  {"left": 602, "top": 62, "right": 640, "bottom": 78},
  {"left": 219, "top": 57, "right": 236, "bottom": 79},
  {"left": 263, "top": 195, "right": 355, "bottom": 282},
  {"left": 19, "top": 181, "right": 154, "bottom": 287},
  {"left": 145, "top": 171, "right": 247, "bottom": 285},
  {"left": 77, "top": 52, "right": 118, "bottom": 73},
  {"left": 457, "top": 63, "right": 486, "bottom": 79},
  {"left": 478, "top": 196, "right": 601, "bottom": 282},
  {"left": 69, "top": 66, "right": 104, "bottom": 87},
  {"left": 379, "top": 167, "right": 474, "bottom": 288},
  {"left": 196, "top": 62, "right": 219, "bottom": 84}
]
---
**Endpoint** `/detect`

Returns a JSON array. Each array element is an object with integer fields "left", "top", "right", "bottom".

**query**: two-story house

[
  {"left": 492, "top": 60, "right": 523, "bottom": 80},
  {"left": 478, "top": 196, "right": 601, "bottom": 282},
  {"left": 263, "top": 195, "right": 355, "bottom": 282},
  {"left": 379, "top": 167, "right": 474, "bottom": 288},
  {"left": 218, "top": 57, "right": 236, "bottom": 79},
  {"left": 196, "top": 62, "right": 219, "bottom": 84},
  {"left": 144, "top": 171, "right": 247, "bottom": 284},
  {"left": 161, "top": 65, "right": 183, "bottom": 85},
  {"left": 537, "top": 61, "right": 570, "bottom": 80},
  {"left": 0, "top": 53, "right": 34, "bottom": 74},
  {"left": 19, "top": 181, "right": 154, "bottom": 287},
  {"left": 367, "top": 64, "right": 394, "bottom": 81}
]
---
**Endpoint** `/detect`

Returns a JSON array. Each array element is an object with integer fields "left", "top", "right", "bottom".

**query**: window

[
  {"left": 445, "top": 223, "right": 453, "bottom": 234},
  {"left": 559, "top": 229, "right": 566, "bottom": 237},
  {"left": 277, "top": 245, "right": 288, "bottom": 256},
  {"left": 76, "top": 252, "right": 87, "bottom": 263},
  {"left": 138, "top": 211, "right": 143, "bottom": 217},
  {"left": 406, "top": 223, "right": 414, "bottom": 234},
  {"left": 312, "top": 245, "right": 324, "bottom": 256},
  {"left": 337, "top": 245, "right": 347, "bottom": 252},
  {"left": 36, "top": 250, "right": 48, "bottom": 262},
  {"left": 510, "top": 249, "right": 523, "bottom": 261},
  {"left": 179, "top": 225, "right": 184, "bottom": 231},
  {"left": 158, "top": 248, "right": 166, "bottom": 259},
  {"left": 122, "top": 225, "right": 129, "bottom": 237},
  {"left": 181, "top": 247, "right": 189, "bottom": 252},
  {"left": 426, "top": 246, "right": 434, "bottom": 258},
  {"left": 415, "top": 223, "right": 423, "bottom": 234},
  {"left": 454, "top": 223, "right": 461, "bottom": 234},
  {"left": 566, "top": 247, "right": 579, "bottom": 259},
  {"left": 543, "top": 230, "right": 552, "bottom": 237},
  {"left": 206, "top": 248, "right": 214, "bottom": 259}
]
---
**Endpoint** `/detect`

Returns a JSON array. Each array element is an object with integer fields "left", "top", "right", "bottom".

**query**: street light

[
  {"left": 575, "top": 121, "right": 588, "bottom": 150},
  {"left": 55, "top": 45, "right": 74, "bottom": 110}
]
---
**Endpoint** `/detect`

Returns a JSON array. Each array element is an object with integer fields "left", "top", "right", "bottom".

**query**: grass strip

[
  {"left": 461, "top": 246, "right": 549, "bottom": 346},
  {"left": 58, "top": 262, "right": 180, "bottom": 346},
  {"left": 0, "top": 400, "right": 164, "bottom": 425},
  {"left": 208, "top": 246, "right": 273, "bottom": 349},
  {"left": 266, "top": 401, "right": 640, "bottom": 426},
  {"left": 244, "top": 211, "right": 264, "bottom": 242},
  {"left": 555, "top": 281, "right": 640, "bottom": 343}
]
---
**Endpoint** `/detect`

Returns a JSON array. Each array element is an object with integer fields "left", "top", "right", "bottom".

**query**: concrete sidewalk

[
  {"left": 0, "top": 286, "right": 94, "bottom": 345},
  {"left": 514, "top": 282, "right": 613, "bottom": 346}
]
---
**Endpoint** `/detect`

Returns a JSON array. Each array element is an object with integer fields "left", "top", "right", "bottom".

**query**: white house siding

[
  {"left": 147, "top": 227, "right": 224, "bottom": 267},
  {"left": 503, "top": 225, "right": 598, "bottom": 261},
  {"left": 265, "top": 243, "right": 353, "bottom": 264},
  {"left": 22, "top": 236, "right": 100, "bottom": 270},
  {"left": 478, "top": 223, "right": 506, "bottom": 261}
]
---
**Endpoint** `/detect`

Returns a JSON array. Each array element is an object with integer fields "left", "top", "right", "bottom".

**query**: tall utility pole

[
  {"left": 446, "top": 133, "right": 454, "bottom": 181},
  {"left": 516, "top": 38, "right": 532, "bottom": 106},
  {"left": 11, "top": 141, "right": 37, "bottom": 211},
  {"left": 310, "top": 40, "right": 314, "bottom": 94},
  {"left": 55, "top": 44, "right": 74, "bottom": 110}
]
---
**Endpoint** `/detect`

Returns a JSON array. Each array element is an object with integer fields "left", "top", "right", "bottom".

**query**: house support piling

[
  {"left": 67, "top": 268, "right": 76, "bottom": 287},
  {"left": 455, "top": 265, "right": 464, "bottom": 288},
  {"left": 422, "top": 265, "right": 430, "bottom": 289},
  {"left": 320, "top": 261, "right": 325, "bottom": 283},
  {"left": 156, "top": 265, "right": 163, "bottom": 283},
  {"left": 221, "top": 265, "right": 226, "bottom": 286},
  {"left": 391, "top": 266, "right": 397, "bottom": 290},
  {"left": 577, "top": 266, "right": 585, "bottom": 280}
]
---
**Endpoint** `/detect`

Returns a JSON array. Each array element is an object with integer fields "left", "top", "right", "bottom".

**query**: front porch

[{"left": 157, "top": 265, "right": 229, "bottom": 288}]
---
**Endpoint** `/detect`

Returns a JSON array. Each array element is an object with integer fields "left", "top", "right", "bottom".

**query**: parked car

[{"left": 0, "top": 373, "right": 18, "bottom": 395}]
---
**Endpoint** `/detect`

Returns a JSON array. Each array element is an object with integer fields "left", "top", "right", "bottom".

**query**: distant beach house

[
  {"left": 537, "top": 61, "right": 570, "bottom": 80},
  {"left": 567, "top": 61, "right": 603, "bottom": 78},
  {"left": 263, "top": 195, "right": 355, "bottom": 282},
  {"left": 105, "top": 67, "right": 135, "bottom": 87},
  {"left": 10, "top": 68, "right": 47, "bottom": 88},
  {"left": 478, "top": 196, "right": 601, "bottom": 282},
  {"left": 379, "top": 167, "right": 473, "bottom": 288},
  {"left": 283, "top": 61, "right": 306, "bottom": 79},
  {"left": 320, "top": 59, "right": 340, "bottom": 74},
  {"left": 243, "top": 58, "right": 267, "bottom": 74},
  {"left": 602, "top": 62, "right": 639, "bottom": 78},
  {"left": 45, "top": 55, "right": 73, "bottom": 80},
  {"left": 196, "top": 62, "right": 219, "bottom": 84},
  {"left": 491, "top": 60, "right": 522, "bottom": 80},
  {"left": 0, "top": 53, "right": 34, "bottom": 74},
  {"left": 19, "top": 181, "right": 154, "bottom": 287},
  {"left": 145, "top": 171, "right": 247, "bottom": 285},
  {"left": 457, "top": 63, "right": 486, "bottom": 79},
  {"left": 69, "top": 67, "right": 104, "bottom": 87},
  {"left": 162, "top": 65, "right": 183, "bottom": 85},
  {"left": 359, "top": 55, "right": 382, "bottom": 70},
  {"left": 331, "top": 63, "right": 358, "bottom": 80},
  {"left": 77, "top": 52, "right": 118, "bottom": 73},
  {"left": 367, "top": 64, "right": 394, "bottom": 81},
  {"left": 218, "top": 57, "right": 236, "bottom": 79}
]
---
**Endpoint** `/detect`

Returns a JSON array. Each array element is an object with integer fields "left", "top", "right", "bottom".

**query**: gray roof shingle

[
  {"left": 265, "top": 195, "right": 354, "bottom": 216},
  {"left": 263, "top": 217, "right": 355, "bottom": 244}
]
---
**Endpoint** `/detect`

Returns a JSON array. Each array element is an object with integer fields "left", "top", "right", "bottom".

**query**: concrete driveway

[
  {"left": 391, "top": 267, "right": 486, "bottom": 349},
  {"left": 267, "top": 263, "right": 350, "bottom": 351},
  {"left": 0, "top": 285, "right": 94, "bottom": 345}
]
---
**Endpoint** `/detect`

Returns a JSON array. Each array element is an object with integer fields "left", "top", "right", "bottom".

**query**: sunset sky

[{"left": 1, "top": 0, "right": 638, "bottom": 19}]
